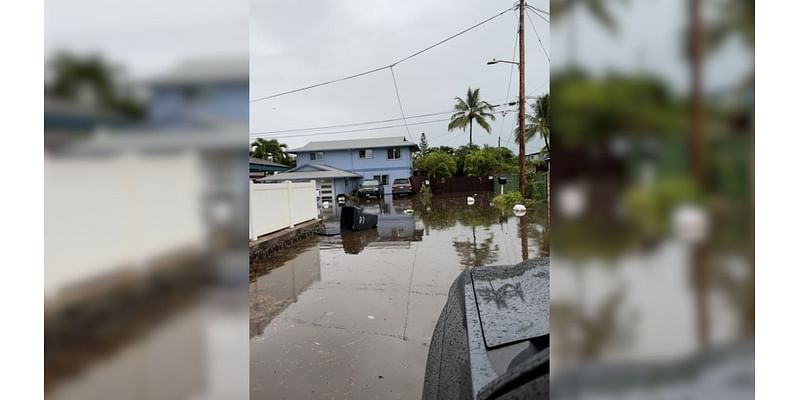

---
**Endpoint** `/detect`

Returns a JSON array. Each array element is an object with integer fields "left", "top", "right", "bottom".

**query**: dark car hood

[
  {"left": 423, "top": 258, "right": 550, "bottom": 400},
  {"left": 470, "top": 258, "right": 549, "bottom": 348}
]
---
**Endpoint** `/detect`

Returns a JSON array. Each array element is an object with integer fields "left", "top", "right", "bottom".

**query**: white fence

[
  {"left": 249, "top": 180, "right": 318, "bottom": 241},
  {"left": 45, "top": 152, "right": 208, "bottom": 301}
]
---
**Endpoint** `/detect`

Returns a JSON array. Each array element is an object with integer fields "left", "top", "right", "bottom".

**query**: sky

[
  {"left": 250, "top": 0, "right": 551, "bottom": 153},
  {"left": 44, "top": 0, "right": 249, "bottom": 80}
]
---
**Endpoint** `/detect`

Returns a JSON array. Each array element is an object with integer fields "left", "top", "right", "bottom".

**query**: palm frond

[{"left": 475, "top": 115, "right": 492, "bottom": 133}]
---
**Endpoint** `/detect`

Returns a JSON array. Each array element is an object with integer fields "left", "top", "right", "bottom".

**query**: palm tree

[
  {"left": 705, "top": 0, "right": 754, "bottom": 52},
  {"left": 447, "top": 87, "right": 496, "bottom": 146},
  {"left": 552, "top": 0, "right": 627, "bottom": 65},
  {"left": 250, "top": 138, "right": 292, "bottom": 166},
  {"left": 514, "top": 94, "right": 550, "bottom": 154}
]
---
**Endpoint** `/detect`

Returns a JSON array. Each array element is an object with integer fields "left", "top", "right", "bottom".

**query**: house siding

[
  {"left": 295, "top": 146, "right": 414, "bottom": 193},
  {"left": 148, "top": 82, "right": 249, "bottom": 126}
]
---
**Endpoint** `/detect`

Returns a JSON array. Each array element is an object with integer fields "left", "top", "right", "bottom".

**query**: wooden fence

[{"left": 410, "top": 176, "right": 493, "bottom": 193}]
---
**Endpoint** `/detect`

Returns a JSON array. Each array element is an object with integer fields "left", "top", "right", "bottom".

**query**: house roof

[
  {"left": 257, "top": 163, "right": 361, "bottom": 182},
  {"left": 63, "top": 124, "right": 245, "bottom": 154},
  {"left": 288, "top": 136, "right": 419, "bottom": 153},
  {"left": 249, "top": 157, "right": 289, "bottom": 168}
]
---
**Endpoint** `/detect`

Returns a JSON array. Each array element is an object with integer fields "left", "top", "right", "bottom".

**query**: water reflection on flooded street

[
  {"left": 249, "top": 193, "right": 547, "bottom": 399},
  {"left": 550, "top": 242, "right": 754, "bottom": 399},
  {"left": 46, "top": 287, "right": 248, "bottom": 400}
]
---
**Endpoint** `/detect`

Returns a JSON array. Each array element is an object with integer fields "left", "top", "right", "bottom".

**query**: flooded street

[{"left": 250, "top": 193, "right": 547, "bottom": 399}]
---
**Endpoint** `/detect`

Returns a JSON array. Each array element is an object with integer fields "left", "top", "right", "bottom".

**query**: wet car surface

[{"left": 250, "top": 193, "right": 548, "bottom": 399}]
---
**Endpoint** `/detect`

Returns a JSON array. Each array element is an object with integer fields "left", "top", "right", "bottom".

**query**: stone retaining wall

[{"left": 249, "top": 219, "right": 325, "bottom": 263}]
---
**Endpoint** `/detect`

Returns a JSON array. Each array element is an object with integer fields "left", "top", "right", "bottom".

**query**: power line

[
  {"left": 525, "top": 4, "right": 550, "bottom": 16},
  {"left": 423, "top": 129, "right": 457, "bottom": 145},
  {"left": 389, "top": 6, "right": 515, "bottom": 67},
  {"left": 526, "top": 5, "right": 550, "bottom": 23},
  {"left": 389, "top": 66, "right": 412, "bottom": 140},
  {"left": 256, "top": 118, "right": 452, "bottom": 140},
  {"left": 527, "top": 81, "right": 549, "bottom": 96},
  {"left": 249, "top": 6, "right": 515, "bottom": 102},
  {"left": 505, "top": 83, "right": 548, "bottom": 147},
  {"left": 249, "top": 65, "right": 390, "bottom": 103},
  {"left": 525, "top": 9, "right": 550, "bottom": 62},
  {"left": 250, "top": 110, "right": 454, "bottom": 135},
  {"left": 499, "top": 27, "right": 520, "bottom": 145},
  {"left": 251, "top": 106, "right": 527, "bottom": 140},
  {"left": 249, "top": 96, "right": 533, "bottom": 137}
]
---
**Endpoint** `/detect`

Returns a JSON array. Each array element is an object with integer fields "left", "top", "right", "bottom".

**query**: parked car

[
  {"left": 422, "top": 258, "right": 550, "bottom": 400},
  {"left": 391, "top": 178, "right": 414, "bottom": 197},
  {"left": 358, "top": 179, "right": 384, "bottom": 199}
]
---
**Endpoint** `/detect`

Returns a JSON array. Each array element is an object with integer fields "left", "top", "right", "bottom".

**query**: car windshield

[
  {"left": 394, "top": 179, "right": 410, "bottom": 184},
  {"left": 361, "top": 180, "right": 379, "bottom": 187}
]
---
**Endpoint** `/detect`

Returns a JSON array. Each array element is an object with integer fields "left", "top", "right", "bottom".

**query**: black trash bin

[{"left": 340, "top": 206, "right": 378, "bottom": 231}]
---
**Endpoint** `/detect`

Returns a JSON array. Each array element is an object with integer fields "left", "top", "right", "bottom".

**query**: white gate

[{"left": 316, "top": 179, "right": 334, "bottom": 202}]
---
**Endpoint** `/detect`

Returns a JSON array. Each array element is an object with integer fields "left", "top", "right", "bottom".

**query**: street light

[
  {"left": 487, "top": 58, "right": 519, "bottom": 66},
  {"left": 488, "top": 57, "right": 527, "bottom": 198}
]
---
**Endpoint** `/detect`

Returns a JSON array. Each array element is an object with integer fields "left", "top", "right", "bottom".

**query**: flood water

[{"left": 249, "top": 193, "right": 547, "bottom": 400}]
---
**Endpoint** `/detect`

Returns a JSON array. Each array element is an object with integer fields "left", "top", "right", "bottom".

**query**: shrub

[{"left": 492, "top": 191, "right": 536, "bottom": 210}]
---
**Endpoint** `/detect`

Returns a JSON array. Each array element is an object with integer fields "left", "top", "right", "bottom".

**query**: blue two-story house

[
  {"left": 146, "top": 57, "right": 249, "bottom": 127},
  {"left": 259, "top": 136, "right": 419, "bottom": 201}
]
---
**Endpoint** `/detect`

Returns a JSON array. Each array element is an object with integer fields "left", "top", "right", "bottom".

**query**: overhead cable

[{"left": 250, "top": 6, "right": 515, "bottom": 102}]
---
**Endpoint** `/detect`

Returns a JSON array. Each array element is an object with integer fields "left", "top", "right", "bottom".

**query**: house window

[
  {"left": 373, "top": 175, "right": 389, "bottom": 185},
  {"left": 310, "top": 151, "right": 324, "bottom": 161},
  {"left": 387, "top": 148, "right": 401, "bottom": 160},
  {"left": 359, "top": 149, "right": 373, "bottom": 159}
]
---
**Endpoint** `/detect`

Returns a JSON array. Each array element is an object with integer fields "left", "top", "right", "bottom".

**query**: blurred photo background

[
  {"left": 44, "top": 1, "right": 249, "bottom": 399},
  {"left": 548, "top": 0, "right": 754, "bottom": 399}
]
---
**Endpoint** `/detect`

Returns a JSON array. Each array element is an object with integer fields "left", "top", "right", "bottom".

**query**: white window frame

[
  {"left": 310, "top": 151, "right": 324, "bottom": 161},
  {"left": 387, "top": 147, "right": 402, "bottom": 160},
  {"left": 359, "top": 149, "right": 373, "bottom": 159}
]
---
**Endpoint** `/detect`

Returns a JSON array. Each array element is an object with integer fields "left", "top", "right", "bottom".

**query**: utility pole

[
  {"left": 518, "top": 0, "right": 527, "bottom": 197},
  {"left": 689, "top": 0, "right": 705, "bottom": 187},
  {"left": 688, "top": 0, "right": 709, "bottom": 349}
]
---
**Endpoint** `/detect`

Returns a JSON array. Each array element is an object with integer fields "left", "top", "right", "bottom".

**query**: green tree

[
  {"left": 416, "top": 151, "right": 457, "bottom": 178},
  {"left": 706, "top": 0, "right": 754, "bottom": 52},
  {"left": 250, "top": 138, "right": 293, "bottom": 166},
  {"left": 431, "top": 146, "right": 456, "bottom": 157},
  {"left": 464, "top": 146, "right": 517, "bottom": 177},
  {"left": 45, "top": 52, "right": 144, "bottom": 119},
  {"left": 454, "top": 144, "right": 479, "bottom": 176},
  {"left": 447, "top": 87, "right": 496, "bottom": 146},
  {"left": 514, "top": 94, "right": 550, "bottom": 154},
  {"left": 414, "top": 132, "right": 430, "bottom": 162},
  {"left": 464, "top": 150, "right": 497, "bottom": 177},
  {"left": 419, "top": 132, "right": 429, "bottom": 153}
]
